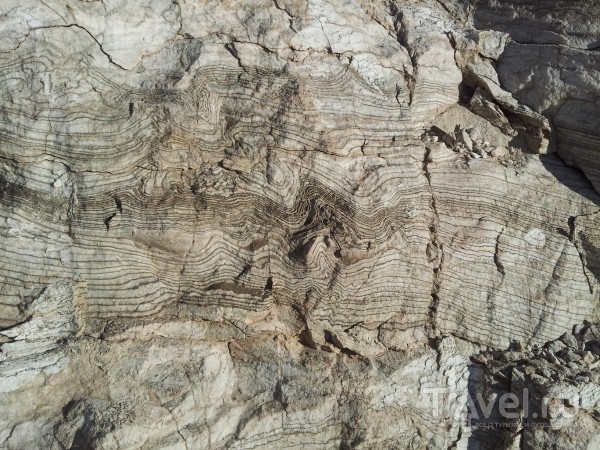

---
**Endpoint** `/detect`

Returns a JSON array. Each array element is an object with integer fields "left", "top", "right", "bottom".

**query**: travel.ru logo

[{"left": 420, "top": 386, "right": 579, "bottom": 429}]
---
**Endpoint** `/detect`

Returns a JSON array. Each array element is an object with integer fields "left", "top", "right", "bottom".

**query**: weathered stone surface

[
  {"left": 466, "top": 322, "right": 600, "bottom": 450},
  {"left": 0, "top": 0, "right": 599, "bottom": 448},
  {"left": 474, "top": 0, "right": 600, "bottom": 191}
]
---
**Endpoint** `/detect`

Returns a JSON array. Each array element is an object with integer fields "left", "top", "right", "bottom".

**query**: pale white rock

[
  {"left": 525, "top": 228, "right": 547, "bottom": 247},
  {"left": 475, "top": 30, "right": 509, "bottom": 60},
  {"left": 466, "top": 127, "right": 482, "bottom": 142},
  {"left": 491, "top": 146, "right": 509, "bottom": 158},
  {"left": 459, "top": 128, "right": 474, "bottom": 151}
]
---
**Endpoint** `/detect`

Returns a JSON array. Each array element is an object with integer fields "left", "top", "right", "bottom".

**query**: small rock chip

[
  {"left": 491, "top": 146, "right": 508, "bottom": 158},
  {"left": 561, "top": 333, "right": 579, "bottom": 350},
  {"left": 466, "top": 127, "right": 482, "bottom": 142},
  {"left": 529, "top": 373, "right": 548, "bottom": 385},
  {"left": 583, "top": 324, "right": 600, "bottom": 343},
  {"left": 547, "top": 340, "right": 566, "bottom": 353},
  {"left": 582, "top": 351, "right": 595, "bottom": 364},
  {"left": 563, "top": 349, "right": 582, "bottom": 363},
  {"left": 573, "top": 323, "right": 585, "bottom": 335},
  {"left": 459, "top": 129, "right": 474, "bottom": 151}
]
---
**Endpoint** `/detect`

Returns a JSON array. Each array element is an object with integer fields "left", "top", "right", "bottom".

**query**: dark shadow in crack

[
  {"left": 540, "top": 153, "right": 600, "bottom": 206},
  {"left": 464, "top": 363, "right": 517, "bottom": 450},
  {"left": 540, "top": 154, "right": 600, "bottom": 285}
]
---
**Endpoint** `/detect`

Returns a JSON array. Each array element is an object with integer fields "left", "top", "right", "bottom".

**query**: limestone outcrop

[{"left": 0, "top": 0, "right": 599, "bottom": 448}]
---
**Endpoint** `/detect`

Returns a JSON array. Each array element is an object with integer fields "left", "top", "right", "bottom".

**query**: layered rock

[
  {"left": 474, "top": 0, "right": 600, "bottom": 190},
  {"left": 0, "top": 0, "right": 599, "bottom": 448}
]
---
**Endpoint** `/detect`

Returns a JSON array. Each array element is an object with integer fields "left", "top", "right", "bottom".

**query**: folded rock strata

[{"left": 0, "top": 0, "right": 599, "bottom": 448}]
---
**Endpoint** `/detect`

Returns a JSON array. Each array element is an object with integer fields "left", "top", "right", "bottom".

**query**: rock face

[
  {"left": 467, "top": 323, "right": 600, "bottom": 450},
  {"left": 0, "top": 0, "right": 599, "bottom": 448}
]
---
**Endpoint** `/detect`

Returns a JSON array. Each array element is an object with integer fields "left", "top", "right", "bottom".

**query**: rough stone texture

[
  {"left": 473, "top": 0, "right": 600, "bottom": 190},
  {"left": 466, "top": 323, "right": 600, "bottom": 450},
  {"left": 0, "top": 0, "right": 599, "bottom": 448}
]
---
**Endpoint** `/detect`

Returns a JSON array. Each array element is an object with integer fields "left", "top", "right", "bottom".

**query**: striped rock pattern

[{"left": 0, "top": 0, "right": 599, "bottom": 448}]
